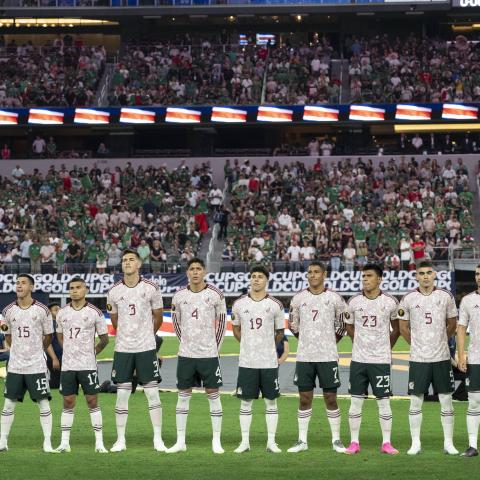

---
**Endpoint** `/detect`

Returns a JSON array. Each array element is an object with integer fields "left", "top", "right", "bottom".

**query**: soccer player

[
  {"left": 107, "top": 249, "right": 164, "bottom": 452},
  {"left": 232, "top": 266, "right": 285, "bottom": 453},
  {"left": 457, "top": 264, "right": 480, "bottom": 457},
  {"left": 287, "top": 261, "right": 347, "bottom": 453},
  {"left": 55, "top": 277, "right": 109, "bottom": 453},
  {"left": 398, "top": 260, "right": 458, "bottom": 455},
  {"left": 0, "top": 274, "right": 55, "bottom": 453},
  {"left": 344, "top": 264, "right": 400, "bottom": 455},
  {"left": 167, "top": 258, "right": 226, "bottom": 454}
]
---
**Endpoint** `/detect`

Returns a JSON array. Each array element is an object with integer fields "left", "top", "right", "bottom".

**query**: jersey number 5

[
  {"left": 17, "top": 326, "right": 30, "bottom": 338},
  {"left": 425, "top": 312, "right": 432, "bottom": 324}
]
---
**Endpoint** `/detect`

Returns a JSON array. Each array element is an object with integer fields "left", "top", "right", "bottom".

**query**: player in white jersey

[
  {"left": 398, "top": 261, "right": 458, "bottom": 455},
  {"left": 0, "top": 274, "right": 55, "bottom": 453},
  {"left": 287, "top": 261, "right": 347, "bottom": 454},
  {"left": 54, "top": 277, "right": 109, "bottom": 453},
  {"left": 107, "top": 249, "right": 164, "bottom": 453},
  {"left": 232, "top": 266, "right": 285, "bottom": 454},
  {"left": 167, "top": 258, "right": 227, "bottom": 454},
  {"left": 457, "top": 264, "right": 480, "bottom": 457},
  {"left": 343, "top": 264, "right": 400, "bottom": 455}
]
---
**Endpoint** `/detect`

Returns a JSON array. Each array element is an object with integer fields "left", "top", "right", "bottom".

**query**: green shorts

[
  {"left": 408, "top": 360, "right": 455, "bottom": 395},
  {"left": 467, "top": 364, "right": 480, "bottom": 392},
  {"left": 60, "top": 370, "right": 101, "bottom": 396},
  {"left": 112, "top": 350, "right": 161, "bottom": 385},
  {"left": 294, "top": 361, "right": 340, "bottom": 392},
  {"left": 349, "top": 361, "right": 392, "bottom": 398},
  {"left": 177, "top": 356, "right": 222, "bottom": 390},
  {"left": 236, "top": 367, "right": 279, "bottom": 400},
  {"left": 4, "top": 372, "right": 51, "bottom": 402}
]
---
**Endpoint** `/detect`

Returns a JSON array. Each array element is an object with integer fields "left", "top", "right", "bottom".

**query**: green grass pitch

[{"left": 1, "top": 379, "right": 478, "bottom": 480}]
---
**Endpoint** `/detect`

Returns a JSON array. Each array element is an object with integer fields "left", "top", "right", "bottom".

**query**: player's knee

[
  {"left": 63, "top": 396, "right": 76, "bottom": 410},
  {"left": 439, "top": 393, "right": 453, "bottom": 412},
  {"left": 469, "top": 392, "right": 480, "bottom": 410},
  {"left": 349, "top": 396, "right": 364, "bottom": 414},
  {"left": 240, "top": 400, "right": 253, "bottom": 413},
  {"left": 409, "top": 394, "right": 424, "bottom": 411},
  {"left": 38, "top": 399, "right": 50, "bottom": 413},
  {"left": 323, "top": 392, "right": 337, "bottom": 410},
  {"left": 2, "top": 398, "right": 16, "bottom": 413},
  {"left": 264, "top": 398, "right": 277, "bottom": 410},
  {"left": 144, "top": 386, "right": 160, "bottom": 404},
  {"left": 85, "top": 395, "right": 97, "bottom": 410},
  {"left": 376, "top": 397, "right": 392, "bottom": 415}
]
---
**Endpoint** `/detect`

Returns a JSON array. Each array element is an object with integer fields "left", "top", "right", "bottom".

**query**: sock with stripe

[
  {"left": 89, "top": 407, "right": 104, "bottom": 444},
  {"left": 377, "top": 398, "right": 393, "bottom": 444},
  {"left": 239, "top": 400, "right": 253, "bottom": 445},
  {"left": 348, "top": 396, "right": 364, "bottom": 443},
  {"left": 115, "top": 382, "right": 132, "bottom": 443},
  {"left": 326, "top": 408, "right": 342, "bottom": 443},
  {"left": 439, "top": 393, "right": 455, "bottom": 447},
  {"left": 207, "top": 392, "right": 222, "bottom": 442},
  {"left": 298, "top": 409, "right": 312, "bottom": 443},
  {"left": 264, "top": 399, "right": 278, "bottom": 444},
  {"left": 60, "top": 408, "right": 75, "bottom": 445},
  {"left": 38, "top": 399, "right": 53, "bottom": 446},
  {"left": 409, "top": 394, "right": 424, "bottom": 446},
  {"left": 467, "top": 391, "right": 480, "bottom": 449},
  {"left": 144, "top": 382, "right": 163, "bottom": 441},
  {"left": 175, "top": 391, "right": 192, "bottom": 444},
  {"left": 0, "top": 399, "right": 16, "bottom": 446}
]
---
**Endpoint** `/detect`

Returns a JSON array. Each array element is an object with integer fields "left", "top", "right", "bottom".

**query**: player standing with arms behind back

[
  {"left": 55, "top": 277, "right": 109, "bottom": 453},
  {"left": 107, "top": 249, "right": 164, "bottom": 452},
  {"left": 0, "top": 274, "right": 55, "bottom": 453},
  {"left": 232, "top": 266, "right": 285, "bottom": 453},
  {"left": 343, "top": 264, "right": 400, "bottom": 455},
  {"left": 287, "top": 261, "right": 347, "bottom": 453},
  {"left": 398, "top": 260, "right": 458, "bottom": 455},
  {"left": 167, "top": 258, "right": 227, "bottom": 454}
]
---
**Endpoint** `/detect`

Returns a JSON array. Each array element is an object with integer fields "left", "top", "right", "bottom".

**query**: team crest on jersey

[
  {"left": 231, "top": 313, "right": 235, "bottom": 321},
  {"left": 107, "top": 304, "right": 113, "bottom": 311},
  {"left": 397, "top": 309, "right": 405, "bottom": 317},
  {"left": 171, "top": 304, "right": 176, "bottom": 312},
  {"left": 0, "top": 324, "right": 7, "bottom": 332},
  {"left": 343, "top": 312, "right": 350, "bottom": 319}
]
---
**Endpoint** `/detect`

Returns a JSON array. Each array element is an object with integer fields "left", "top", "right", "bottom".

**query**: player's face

[
  {"left": 250, "top": 272, "right": 268, "bottom": 293},
  {"left": 69, "top": 281, "right": 88, "bottom": 301},
  {"left": 187, "top": 262, "right": 206, "bottom": 285},
  {"left": 122, "top": 253, "right": 141, "bottom": 275},
  {"left": 416, "top": 267, "right": 436, "bottom": 288},
  {"left": 16, "top": 277, "right": 33, "bottom": 298},
  {"left": 362, "top": 270, "right": 382, "bottom": 292},
  {"left": 307, "top": 266, "right": 325, "bottom": 289},
  {"left": 475, "top": 268, "right": 480, "bottom": 288}
]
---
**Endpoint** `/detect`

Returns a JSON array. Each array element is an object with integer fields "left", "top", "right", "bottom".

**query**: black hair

[
  {"left": 187, "top": 257, "right": 205, "bottom": 269},
  {"left": 17, "top": 274, "right": 35, "bottom": 286},
  {"left": 47, "top": 302, "right": 60, "bottom": 310},
  {"left": 68, "top": 277, "right": 86, "bottom": 288},
  {"left": 250, "top": 265, "right": 270, "bottom": 279},
  {"left": 362, "top": 263, "right": 383, "bottom": 278},
  {"left": 417, "top": 260, "right": 435, "bottom": 270},
  {"left": 122, "top": 248, "right": 141, "bottom": 260},
  {"left": 308, "top": 261, "right": 326, "bottom": 273}
]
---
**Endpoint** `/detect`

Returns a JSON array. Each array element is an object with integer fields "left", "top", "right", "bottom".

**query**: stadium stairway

[
  {"left": 335, "top": 59, "right": 350, "bottom": 103},
  {"left": 94, "top": 63, "right": 116, "bottom": 107}
]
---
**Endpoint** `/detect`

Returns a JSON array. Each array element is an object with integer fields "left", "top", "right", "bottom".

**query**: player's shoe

[
  {"left": 166, "top": 442, "right": 187, "bottom": 453},
  {"left": 43, "top": 442, "right": 59, "bottom": 454},
  {"left": 110, "top": 440, "right": 127, "bottom": 452},
  {"left": 234, "top": 442, "right": 250, "bottom": 453},
  {"left": 54, "top": 444, "right": 71, "bottom": 453},
  {"left": 0, "top": 442, "right": 8, "bottom": 452},
  {"left": 95, "top": 444, "right": 108, "bottom": 453},
  {"left": 212, "top": 439, "right": 224, "bottom": 454},
  {"left": 345, "top": 442, "right": 360, "bottom": 455},
  {"left": 444, "top": 444, "right": 459, "bottom": 455},
  {"left": 287, "top": 440, "right": 308, "bottom": 453},
  {"left": 461, "top": 447, "right": 479, "bottom": 457},
  {"left": 332, "top": 440, "right": 346, "bottom": 453},
  {"left": 154, "top": 437, "right": 167, "bottom": 452},
  {"left": 407, "top": 442, "right": 421, "bottom": 455},
  {"left": 381, "top": 442, "right": 399, "bottom": 455},
  {"left": 266, "top": 442, "right": 282, "bottom": 453}
]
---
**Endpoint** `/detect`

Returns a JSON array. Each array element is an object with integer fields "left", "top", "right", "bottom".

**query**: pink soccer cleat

[
  {"left": 381, "top": 442, "right": 399, "bottom": 455},
  {"left": 345, "top": 442, "right": 361, "bottom": 455}
]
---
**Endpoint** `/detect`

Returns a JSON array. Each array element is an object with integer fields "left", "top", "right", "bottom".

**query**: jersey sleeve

[
  {"left": 231, "top": 301, "right": 240, "bottom": 327},
  {"left": 458, "top": 298, "right": 469, "bottom": 327},
  {"left": 215, "top": 294, "right": 227, "bottom": 348},
  {"left": 150, "top": 285, "right": 164, "bottom": 311},
  {"left": 1, "top": 308, "right": 11, "bottom": 335},
  {"left": 343, "top": 299, "right": 354, "bottom": 325},
  {"left": 446, "top": 293, "right": 458, "bottom": 319},
  {"left": 397, "top": 296, "right": 410, "bottom": 321},
  {"left": 41, "top": 310, "right": 54, "bottom": 336},
  {"left": 389, "top": 298, "right": 400, "bottom": 322},
  {"left": 274, "top": 302, "right": 285, "bottom": 331},
  {"left": 55, "top": 311, "right": 64, "bottom": 334},
  {"left": 334, "top": 295, "right": 347, "bottom": 335},
  {"left": 106, "top": 289, "right": 118, "bottom": 315},
  {"left": 288, "top": 296, "right": 300, "bottom": 334},
  {"left": 171, "top": 294, "right": 181, "bottom": 340},
  {"left": 95, "top": 311, "right": 109, "bottom": 336}
]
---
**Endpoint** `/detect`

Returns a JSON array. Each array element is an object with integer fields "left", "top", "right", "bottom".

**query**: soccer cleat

[
  {"left": 153, "top": 437, "right": 167, "bottom": 452},
  {"left": 212, "top": 440, "right": 224, "bottom": 454},
  {"left": 166, "top": 442, "right": 187, "bottom": 453},
  {"left": 287, "top": 440, "right": 308, "bottom": 453},
  {"left": 407, "top": 443, "right": 422, "bottom": 455},
  {"left": 266, "top": 442, "right": 282, "bottom": 453},
  {"left": 461, "top": 447, "right": 479, "bottom": 457},
  {"left": 0, "top": 443, "right": 8, "bottom": 452},
  {"left": 43, "top": 443, "right": 60, "bottom": 454},
  {"left": 381, "top": 442, "right": 399, "bottom": 455},
  {"left": 345, "top": 442, "right": 360, "bottom": 455},
  {"left": 234, "top": 443, "right": 250, "bottom": 453},
  {"left": 110, "top": 440, "right": 127, "bottom": 452},
  {"left": 444, "top": 444, "right": 459, "bottom": 455},
  {"left": 332, "top": 440, "right": 346, "bottom": 453},
  {"left": 95, "top": 444, "right": 108, "bottom": 453},
  {"left": 54, "top": 444, "right": 71, "bottom": 453}
]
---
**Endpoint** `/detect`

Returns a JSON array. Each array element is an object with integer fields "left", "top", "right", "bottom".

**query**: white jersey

[
  {"left": 289, "top": 288, "right": 346, "bottom": 362},
  {"left": 458, "top": 290, "right": 480, "bottom": 365},
  {"left": 232, "top": 294, "right": 285, "bottom": 369},
  {"left": 398, "top": 288, "right": 458, "bottom": 362},
  {"left": 345, "top": 292, "right": 398, "bottom": 364},
  {"left": 106, "top": 278, "right": 163, "bottom": 353},
  {"left": 56, "top": 303, "right": 108, "bottom": 371},
  {"left": 172, "top": 284, "right": 227, "bottom": 358},
  {"left": 1, "top": 300, "right": 53, "bottom": 374}
]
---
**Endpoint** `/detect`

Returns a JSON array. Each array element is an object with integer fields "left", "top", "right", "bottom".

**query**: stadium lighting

[{"left": 395, "top": 123, "right": 480, "bottom": 133}]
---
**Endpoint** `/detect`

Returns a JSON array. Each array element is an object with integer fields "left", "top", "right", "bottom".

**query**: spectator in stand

[
  {"left": 320, "top": 137, "right": 334, "bottom": 156},
  {"left": 343, "top": 238, "right": 356, "bottom": 271},
  {"left": 411, "top": 234, "right": 426, "bottom": 264},
  {"left": 32, "top": 135, "right": 46, "bottom": 158},
  {"left": 1, "top": 144, "right": 11, "bottom": 160},
  {"left": 384, "top": 248, "right": 400, "bottom": 271},
  {"left": 307, "top": 138, "right": 320, "bottom": 157},
  {"left": 28, "top": 236, "right": 41, "bottom": 274}
]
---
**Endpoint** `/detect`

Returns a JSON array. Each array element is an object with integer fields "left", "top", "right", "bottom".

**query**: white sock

[
  {"left": 467, "top": 391, "right": 480, "bottom": 449},
  {"left": 115, "top": 383, "right": 132, "bottom": 442},
  {"left": 377, "top": 398, "right": 393, "bottom": 444},
  {"left": 439, "top": 393, "right": 454, "bottom": 446},
  {"left": 409, "top": 394, "right": 424, "bottom": 445},
  {"left": 348, "top": 396, "right": 364, "bottom": 443},
  {"left": 326, "top": 408, "right": 341, "bottom": 443},
  {"left": 144, "top": 382, "right": 162, "bottom": 440},
  {"left": 239, "top": 400, "right": 253, "bottom": 445},
  {"left": 207, "top": 392, "right": 222, "bottom": 442},
  {"left": 89, "top": 407, "right": 103, "bottom": 444},
  {"left": 265, "top": 398, "right": 278, "bottom": 444},
  {"left": 0, "top": 399, "right": 16, "bottom": 444},
  {"left": 298, "top": 409, "right": 312, "bottom": 443},
  {"left": 175, "top": 391, "right": 191, "bottom": 444},
  {"left": 60, "top": 408, "right": 75, "bottom": 445},
  {"left": 38, "top": 399, "right": 53, "bottom": 444}
]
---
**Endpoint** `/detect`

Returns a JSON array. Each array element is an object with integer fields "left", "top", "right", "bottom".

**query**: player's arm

[
  {"left": 56, "top": 332, "right": 64, "bottom": 348},
  {"left": 41, "top": 310, "right": 54, "bottom": 350},
  {"left": 274, "top": 301, "right": 286, "bottom": 345},
  {"left": 95, "top": 334, "right": 109, "bottom": 355},
  {"left": 106, "top": 290, "right": 119, "bottom": 329},
  {"left": 232, "top": 303, "right": 241, "bottom": 342},
  {"left": 288, "top": 298, "right": 300, "bottom": 339},
  {"left": 457, "top": 300, "right": 469, "bottom": 372},
  {"left": 446, "top": 293, "right": 458, "bottom": 339},
  {"left": 335, "top": 297, "right": 348, "bottom": 343},
  {"left": 390, "top": 319, "right": 400, "bottom": 348},
  {"left": 171, "top": 297, "right": 181, "bottom": 341},
  {"left": 43, "top": 333, "right": 52, "bottom": 350},
  {"left": 397, "top": 301, "right": 411, "bottom": 344},
  {"left": 215, "top": 296, "right": 227, "bottom": 349},
  {"left": 46, "top": 344, "right": 60, "bottom": 370},
  {"left": 446, "top": 316, "right": 457, "bottom": 339},
  {"left": 275, "top": 329, "right": 285, "bottom": 345},
  {"left": 278, "top": 338, "right": 289, "bottom": 364},
  {"left": 343, "top": 304, "right": 354, "bottom": 341},
  {"left": 152, "top": 308, "right": 163, "bottom": 334},
  {"left": 5, "top": 334, "right": 11, "bottom": 347},
  {"left": 233, "top": 325, "right": 241, "bottom": 342}
]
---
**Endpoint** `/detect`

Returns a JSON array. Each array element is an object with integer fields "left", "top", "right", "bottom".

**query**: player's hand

[
  {"left": 458, "top": 355, "right": 467, "bottom": 373},
  {"left": 52, "top": 358, "right": 61, "bottom": 371}
]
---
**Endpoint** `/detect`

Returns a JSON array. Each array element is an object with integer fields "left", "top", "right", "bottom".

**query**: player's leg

[
  {"left": 166, "top": 356, "right": 196, "bottom": 453},
  {"left": 261, "top": 368, "right": 281, "bottom": 453},
  {"left": 136, "top": 350, "right": 164, "bottom": 452},
  {"left": 0, "top": 372, "right": 25, "bottom": 451},
  {"left": 56, "top": 371, "right": 78, "bottom": 452},
  {"left": 111, "top": 352, "right": 135, "bottom": 452},
  {"left": 289, "top": 361, "right": 315, "bottom": 452},
  {"left": 346, "top": 361, "right": 367, "bottom": 454},
  {"left": 463, "top": 364, "right": 480, "bottom": 457}
]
